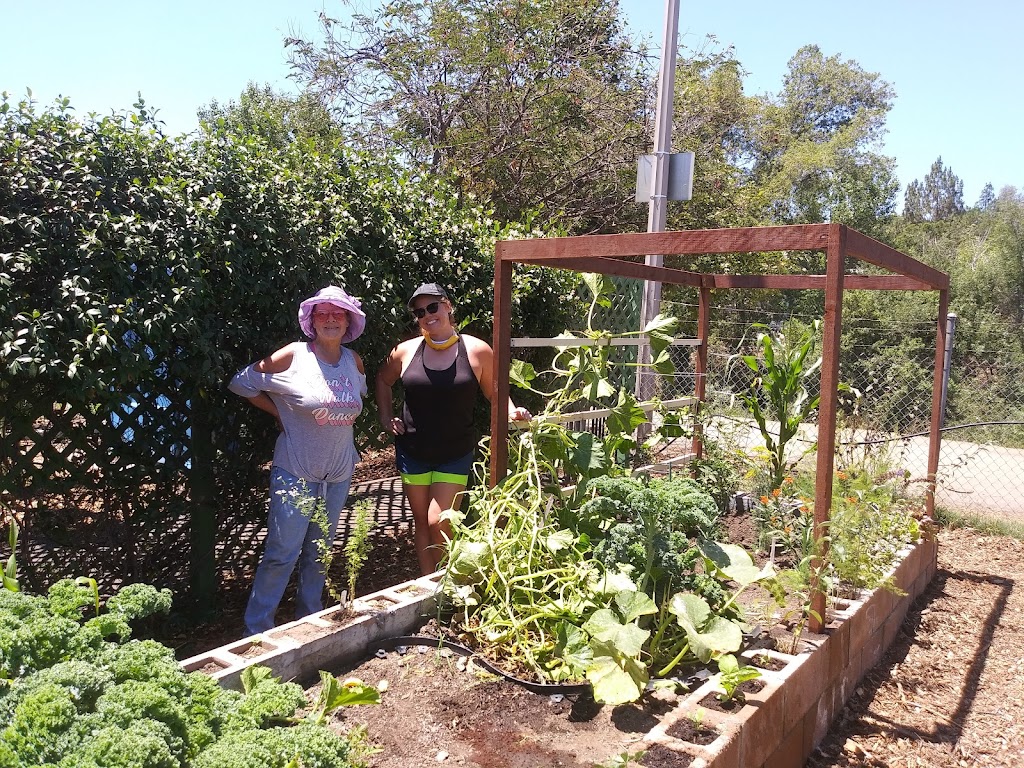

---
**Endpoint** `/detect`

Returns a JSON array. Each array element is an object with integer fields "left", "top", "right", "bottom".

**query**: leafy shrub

[{"left": 0, "top": 93, "right": 580, "bottom": 602}]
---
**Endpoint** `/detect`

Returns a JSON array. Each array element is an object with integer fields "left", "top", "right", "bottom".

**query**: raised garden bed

[
  {"left": 179, "top": 570, "right": 444, "bottom": 689},
  {"left": 181, "top": 536, "right": 937, "bottom": 767}
]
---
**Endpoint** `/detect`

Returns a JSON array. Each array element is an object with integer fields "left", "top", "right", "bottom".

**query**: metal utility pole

[{"left": 636, "top": 0, "right": 680, "bottom": 407}]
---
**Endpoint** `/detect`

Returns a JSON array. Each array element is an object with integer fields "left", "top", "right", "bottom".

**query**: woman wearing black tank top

[{"left": 375, "top": 283, "right": 531, "bottom": 575}]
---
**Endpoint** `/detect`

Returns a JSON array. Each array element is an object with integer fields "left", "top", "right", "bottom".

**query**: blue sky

[{"left": 3, "top": 0, "right": 1020, "bottom": 206}]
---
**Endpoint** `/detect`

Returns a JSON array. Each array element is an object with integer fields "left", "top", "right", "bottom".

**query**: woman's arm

[
  {"left": 465, "top": 336, "right": 531, "bottom": 421},
  {"left": 252, "top": 344, "right": 297, "bottom": 374},
  {"left": 228, "top": 343, "right": 298, "bottom": 427},
  {"left": 375, "top": 344, "right": 407, "bottom": 435}
]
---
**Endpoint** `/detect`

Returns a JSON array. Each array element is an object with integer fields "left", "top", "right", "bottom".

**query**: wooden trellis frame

[{"left": 489, "top": 223, "right": 949, "bottom": 632}]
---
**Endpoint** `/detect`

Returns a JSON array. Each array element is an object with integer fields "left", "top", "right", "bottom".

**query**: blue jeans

[{"left": 244, "top": 467, "right": 351, "bottom": 635}]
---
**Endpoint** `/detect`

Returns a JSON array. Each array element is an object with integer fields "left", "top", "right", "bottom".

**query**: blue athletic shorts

[{"left": 395, "top": 446, "right": 474, "bottom": 486}]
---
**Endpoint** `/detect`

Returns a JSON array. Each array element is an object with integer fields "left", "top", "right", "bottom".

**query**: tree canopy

[{"left": 286, "top": 0, "right": 652, "bottom": 233}]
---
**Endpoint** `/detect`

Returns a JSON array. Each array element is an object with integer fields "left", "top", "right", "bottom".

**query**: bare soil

[
  {"left": 807, "top": 526, "right": 1024, "bottom": 768},
  {"left": 321, "top": 649, "right": 676, "bottom": 768},
  {"left": 315, "top": 526, "right": 1024, "bottom": 768}
]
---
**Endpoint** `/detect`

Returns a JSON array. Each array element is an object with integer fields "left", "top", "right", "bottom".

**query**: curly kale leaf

[
  {"left": 64, "top": 719, "right": 179, "bottom": 768},
  {"left": 585, "top": 475, "right": 644, "bottom": 505},
  {"left": 627, "top": 478, "right": 719, "bottom": 536},
  {"left": 229, "top": 674, "right": 307, "bottom": 731},
  {"left": 94, "top": 679, "right": 189, "bottom": 760},
  {"left": 193, "top": 722, "right": 355, "bottom": 768},
  {"left": 3, "top": 614, "right": 82, "bottom": 678},
  {"left": 105, "top": 583, "right": 173, "bottom": 623},
  {"left": 0, "top": 682, "right": 80, "bottom": 765},
  {"left": 0, "top": 660, "right": 113, "bottom": 724},
  {"left": 592, "top": 523, "right": 650, "bottom": 581},
  {"left": 45, "top": 579, "right": 97, "bottom": 620}
]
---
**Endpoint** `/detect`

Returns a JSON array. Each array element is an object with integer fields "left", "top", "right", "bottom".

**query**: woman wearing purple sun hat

[{"left": 229, "top": 285, "right": 367, "bottom": 636}]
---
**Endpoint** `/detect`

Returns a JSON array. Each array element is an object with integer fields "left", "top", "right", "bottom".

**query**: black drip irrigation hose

[
  {"left": 368, "top": 635, "right": 592, "bottom": 696},
  {"left": 368, "top": 635, "right": 717, "bottom": 697}
]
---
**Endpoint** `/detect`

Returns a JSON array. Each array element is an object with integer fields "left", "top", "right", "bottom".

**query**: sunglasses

[
  {"left": 411, "top": 301, "right": 442, "bottom": 319},
  {"left": 313, "top": 309, "right": 347, "bottom": 320}
]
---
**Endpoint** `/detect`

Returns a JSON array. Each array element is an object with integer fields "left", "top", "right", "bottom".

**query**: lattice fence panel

[{"left": 2, "top": 384, "right": 194, "bottom": 593}]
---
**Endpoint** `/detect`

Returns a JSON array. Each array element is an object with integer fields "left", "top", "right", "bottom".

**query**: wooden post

[
  {"left": 809, "top": 224, "right": 846, "bottom": 633},
  {"left": 690, "top": 283, "right": 711, "bottom": 460},
  {"left": 926, "top": 289, "right": 949, "bottom": 518},
  {"left": 188, "top": 396, "right": 218, "bottom": 616},
  {"left": 490, "top": 256, "right": 513, "bottom": 487}
]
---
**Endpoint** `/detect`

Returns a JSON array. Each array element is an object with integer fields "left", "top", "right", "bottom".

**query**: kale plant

[
  {"left": 589, "top": 474, "right": 721, "bottom": 600},
  {"left": 0, "top": 581, "right": 377, "bottom": 768}
]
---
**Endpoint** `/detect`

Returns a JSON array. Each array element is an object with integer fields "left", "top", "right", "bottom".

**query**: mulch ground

[
  {"left": 808, "top": 526, "right": 1024, "bottom": 767},
  {"left": 316, "top": 525, "right": 1024, "bottom": 768}
]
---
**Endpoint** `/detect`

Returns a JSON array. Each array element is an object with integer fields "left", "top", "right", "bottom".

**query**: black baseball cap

[{"left": 407, "top": 282, "right": 450, "bottom": 308}]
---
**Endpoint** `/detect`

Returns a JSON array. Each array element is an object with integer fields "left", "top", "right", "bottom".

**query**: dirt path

[{"left": 808, "top": 526, "right": 1024, "bottom": 767}]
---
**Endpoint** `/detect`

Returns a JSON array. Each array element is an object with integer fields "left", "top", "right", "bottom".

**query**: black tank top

[{"left": 397, "top": 337, "right": 481, "bottom": 461}]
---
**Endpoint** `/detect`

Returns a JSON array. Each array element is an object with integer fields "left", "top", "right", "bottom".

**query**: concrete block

[
  {"left": 810, "top": 686, "right": 837, "bottom": 747},
  {"left": 823, "top": 612, "right": 851, "bottom": 685},
  {"left": 654, "top": 708, "right": 740, "bottom": 768},
  {"left": 737, "top": 678, "right": 785, "bottom": 768},
  {"left": 861, "top": 626, "right": 885, "bottom": 673},
  {"left": 764, "top": 717, "right": 806, "bottom": 768},
  {"left": 778, "top": 645, "right": 827, "bottom": 732},
  {"left": 845, "top": 596, "right": 871, "bottom": 658}
]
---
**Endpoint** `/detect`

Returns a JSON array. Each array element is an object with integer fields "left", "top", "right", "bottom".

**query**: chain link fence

[{"left": 651, "top": 297, "right": 1024, "bottom": 521}]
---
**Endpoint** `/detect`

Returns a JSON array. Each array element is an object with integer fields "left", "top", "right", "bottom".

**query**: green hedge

[{"left": 0, "top": 95, "right": 578, "bottom": 606}]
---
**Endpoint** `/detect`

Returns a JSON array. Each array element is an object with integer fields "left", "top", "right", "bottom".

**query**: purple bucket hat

[{"left": 298, "top": 285, "right": 366, "bottom": 343}]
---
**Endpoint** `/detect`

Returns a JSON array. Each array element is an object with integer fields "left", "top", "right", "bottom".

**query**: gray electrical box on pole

[{"left": 636, "top": 152, "right": 694, "bottom": 203}]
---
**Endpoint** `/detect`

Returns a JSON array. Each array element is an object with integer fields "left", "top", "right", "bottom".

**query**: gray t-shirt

[{"left": 229, "top": 342, "right": 365, "bottom": 483}]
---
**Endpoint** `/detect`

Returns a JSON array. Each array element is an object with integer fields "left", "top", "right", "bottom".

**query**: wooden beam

[
  {"left": 845, "top": 227, "right": 949, "bottom": 289},
  {"left": 490, "top": 257, "right": 513, "bottom": 487},
  {"left": 519, "top": 264, "right": 929, "bottom": 292},
  {"left": 708, "top": 274, "right": 931, "bottom": 291},
  {"left": 927, "top": 290, "right": 950, "bottom": 518},
  {"left": 509, "top": 397, "right": 698, "bottom": 429},
  {"left": 510, "top": 337, "right": 701, "bottom": 349},
  {"left": 810, "top": 224, "right": 846, "bottom": 633},
  {"left": 519, "top": 256, "right": 703, "bottom": 287},
  {"left": 496, "top": 225, "right": 832, "bottom": 261},
  {"left": 691, "top": 284, "right": 711, "bottom": 461}
]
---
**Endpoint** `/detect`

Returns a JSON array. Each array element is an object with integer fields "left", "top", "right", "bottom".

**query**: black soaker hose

[{"left": 368, "top": 635, "right": 593, "bottom": 696}]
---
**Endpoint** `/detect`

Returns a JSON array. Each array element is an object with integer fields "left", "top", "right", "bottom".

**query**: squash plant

[{"left": 441, "top": 276, "right": 776, "bottom": 705}]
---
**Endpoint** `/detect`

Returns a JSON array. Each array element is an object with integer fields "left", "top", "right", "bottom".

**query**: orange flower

[
  {"left": 760, "top": 495, "right": 770, "bottom": 505},
  {"left": 837, "top": 471, "right": 848, "bottom": 481},
  {"left": 772, "top": 488, "right": 782, "bottom": 497},
  {"left": 846, "top": 496, "right": 857, "bottom": 503},
  {"left": 784, "top": 476, "right": 794, "bottom": 484},
  {"left": 800, "top": 506, "right": 809, "bottom": 513}
]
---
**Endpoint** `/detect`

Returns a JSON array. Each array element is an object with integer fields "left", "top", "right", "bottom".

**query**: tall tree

[
  {"left": 666, "top": 42, "right": 761, "bottom": 233},
  {"left": 977, "top": 182, "right": 996, "bottom": 211},
  {"left": 198, "top": 83, "right": 339, "bottom": 149},
  {"left": 903, "top": 156, "right": 965, "bottom": 222},
  {"left": 285, "top": 0, "right": 653, "bottom": 233},
  {"left": 747, "top": 45, "right": 898, "bottom": 235}
]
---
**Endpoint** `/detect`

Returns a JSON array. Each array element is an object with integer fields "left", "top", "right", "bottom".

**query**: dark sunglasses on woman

[{"left": 412, "top": 301, "right": 442, "bottom": 319}]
